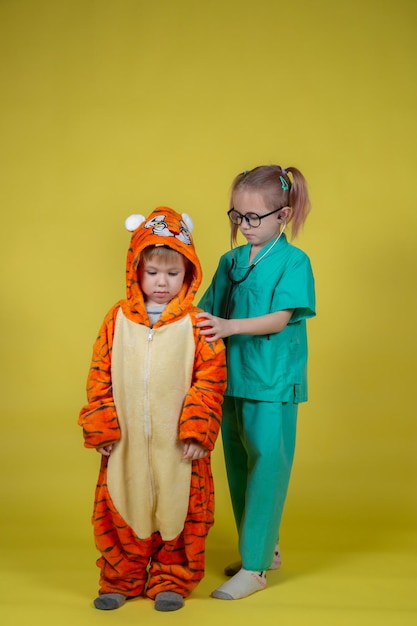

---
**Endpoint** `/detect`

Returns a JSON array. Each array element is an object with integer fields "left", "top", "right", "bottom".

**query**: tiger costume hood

[{"left": 121, "top": 207, "right": 202, "bottom": 326}]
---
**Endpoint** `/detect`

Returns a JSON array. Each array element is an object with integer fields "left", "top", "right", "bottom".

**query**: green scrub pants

[{"left": 221, "top": 396, "right": 298, "bottom": 571}]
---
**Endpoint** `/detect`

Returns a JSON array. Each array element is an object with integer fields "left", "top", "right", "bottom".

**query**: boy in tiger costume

[{"left": 79, "top": 207, "right": 226, "bottom": 612}]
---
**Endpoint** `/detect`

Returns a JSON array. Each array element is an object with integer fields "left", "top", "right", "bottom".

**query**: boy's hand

[
  {"left": 97, "top": 445, "right": 113, "bottom": 456},
  {"left": 183, "top": 438, "right": 208, "bottom": 460}
]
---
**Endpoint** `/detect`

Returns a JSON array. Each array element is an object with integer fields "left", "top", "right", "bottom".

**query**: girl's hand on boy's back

[
  {"left": 196, "top": 309, "right": 294, "bottom": 342},
  {"left": 183, "top": 438, "right": 208, "bottom": 460},
  {"left": 196, "top": 312, "right": 233, "bottom": 341}
]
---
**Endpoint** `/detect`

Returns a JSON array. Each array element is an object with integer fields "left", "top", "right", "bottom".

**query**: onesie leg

[
  {"left": 96, "top": 549, "right": 149, "bottom": 597},
  {"left": 146, "top": 519, "right": 207, "bottom": 600},
  {"left": 93, "top": 473, "right": 153, "bottom": 598}
]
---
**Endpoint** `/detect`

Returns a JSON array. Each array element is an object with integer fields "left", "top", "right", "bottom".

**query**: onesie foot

[
  {"left": 94, "top": 593, "right": 127, "bottom": 610},
  {"left": 154, "top": 591, "right": 184, "bottom": 611},
  {"left": 211, "top": 569, "right": 266, "bottom": 600}
]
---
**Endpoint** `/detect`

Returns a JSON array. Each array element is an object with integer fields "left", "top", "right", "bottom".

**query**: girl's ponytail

[{"left": 286, "top": 166, "right": 311, "bottom": 238}]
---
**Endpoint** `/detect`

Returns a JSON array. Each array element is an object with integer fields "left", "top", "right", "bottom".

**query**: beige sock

[{"left": 211, "top": 569, "right": 267, "bottom": 600}]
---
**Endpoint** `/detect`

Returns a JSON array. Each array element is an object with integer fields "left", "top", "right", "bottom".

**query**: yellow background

[{"left": 1, "top": 1, "right": 416, "bottom": 624}]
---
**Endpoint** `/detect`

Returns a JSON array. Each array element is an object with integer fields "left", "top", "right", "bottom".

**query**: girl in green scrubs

[{"left": 197, "top": 165, "right": 316, "bottom": 600}]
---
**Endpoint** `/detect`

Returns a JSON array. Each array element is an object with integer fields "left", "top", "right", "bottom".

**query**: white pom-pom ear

[
  {"left": 181, "top": 213, "right": 194, "bottom": 232},
  {"left": 125, "top": 214, "right": 146, "bottom": 231}
]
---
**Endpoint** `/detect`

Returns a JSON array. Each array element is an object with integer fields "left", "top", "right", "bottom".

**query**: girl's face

[{"left": 232, "top": 189, "right": 282, "bottom": 251}]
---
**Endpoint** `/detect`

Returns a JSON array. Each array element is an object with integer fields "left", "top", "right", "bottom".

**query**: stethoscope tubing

[
  {"left": 225, "top": 259, "right": 256, "bottom": 318},
  {"left": 225, "top": 224, "right": 286, "bottom": 319}
]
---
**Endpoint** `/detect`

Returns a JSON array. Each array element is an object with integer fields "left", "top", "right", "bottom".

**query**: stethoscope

[{"left": 225, "top": 222, "right": 286, "bottom": 319}]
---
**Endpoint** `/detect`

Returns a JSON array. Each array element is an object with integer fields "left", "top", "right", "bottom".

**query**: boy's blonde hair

[{"left": 141, "top": 245, "right": 192, "bottom": 273}]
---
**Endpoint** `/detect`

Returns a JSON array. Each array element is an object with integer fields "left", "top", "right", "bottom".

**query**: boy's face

[{"left": 139, "top": 254, "right": 186, "bottom": 306}]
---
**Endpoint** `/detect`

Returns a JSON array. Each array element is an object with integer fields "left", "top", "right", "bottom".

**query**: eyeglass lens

[
  {"left": 228, "top": 210, "right": 261, "bottom": 227},
  {"left": 228, "top": 206, "right": 283, "bottom": 228}
]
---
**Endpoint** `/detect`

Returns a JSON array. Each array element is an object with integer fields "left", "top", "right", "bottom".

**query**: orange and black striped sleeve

[{"left": 78, "top": 303, "right": 122, "bottom": 449}]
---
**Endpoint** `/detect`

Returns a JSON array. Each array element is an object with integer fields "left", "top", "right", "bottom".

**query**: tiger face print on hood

[{"left": 121, "top": 207, "right": 202, "bottom": 326}]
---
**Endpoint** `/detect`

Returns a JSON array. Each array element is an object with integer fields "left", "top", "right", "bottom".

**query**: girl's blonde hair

[{"left": 229, "top": 164, "right": 311, "bottom": 243}]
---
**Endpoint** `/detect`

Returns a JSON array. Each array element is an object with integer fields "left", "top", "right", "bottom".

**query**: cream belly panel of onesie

[{"left": 108, "top": 309, "right": 195, "bottom": 540}]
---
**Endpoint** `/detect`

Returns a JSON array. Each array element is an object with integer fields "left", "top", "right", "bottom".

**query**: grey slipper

[
  {"left": 154, "top": 591, "right": 184, "bottom": 611},
  {"left": 94, "top": 593, "right": 127, "bottom": 610}
]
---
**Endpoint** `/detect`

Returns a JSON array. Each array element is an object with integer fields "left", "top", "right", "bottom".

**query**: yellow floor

[
  {"left": 2, "top": 523, "right": 416, "bottom": 626},
  {"left": 2, "top": 425, "right": 416, "bottom": 625}
]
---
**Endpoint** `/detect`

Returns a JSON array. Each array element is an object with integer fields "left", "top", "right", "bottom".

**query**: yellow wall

[{"left": 1, "top": 0, "right": 416, "bottom": 561}]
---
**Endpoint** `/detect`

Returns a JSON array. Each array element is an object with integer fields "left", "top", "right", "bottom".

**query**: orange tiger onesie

[{"left": 79, "top": 207, "right": 226, "bottom": 610}]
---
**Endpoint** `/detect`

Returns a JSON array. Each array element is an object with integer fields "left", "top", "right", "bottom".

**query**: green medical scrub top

[{"left": 198, "top": 234, "right": 316, "bottom": 403}]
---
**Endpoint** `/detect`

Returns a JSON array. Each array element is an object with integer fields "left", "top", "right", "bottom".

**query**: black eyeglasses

[{"left": 227, "top": 206, "right": 283, "bottom": 228}]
